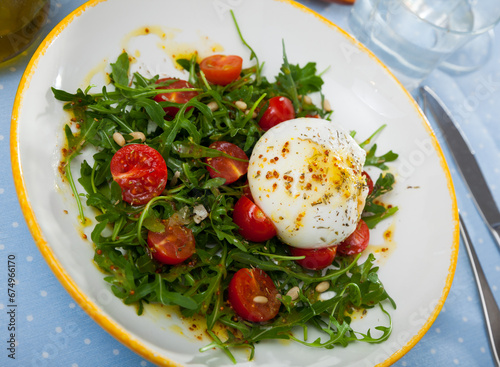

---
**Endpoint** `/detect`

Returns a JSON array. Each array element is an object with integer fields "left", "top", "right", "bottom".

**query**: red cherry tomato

[
  {"left": 362, "top": 171, "right": 374, "bottom": 195},
  {"left": 147, "top": 223, "right": 195, "bottom": 265},
  {"left": 204, "top": 141, "right": 249, "bottom": 185},
  {"left": 232, "top": 196, "right": 276, "bottom": 242},
  {"left": 258, "top": 96, "right": 295, "bottom": 131},
  {"left": 289, "top": 246, "right": 337, "bottom": 270},
  {"left": 110, "top": 144, "right": 168, "bottom": 206},
  {"left": 241, "top": 181, "right": 254, "bottom": 201},
  {"left": 228, "top": 268, "right": 281, "bottom": 322},
  {"left": 337, "top": 219, "right": 370, "bottom": 256},
  {"left": 154, "top": 78, "right": 198, "bottom": 117},
  {"left": 199, "top": 55, "right": 243, "bottom": 86}
]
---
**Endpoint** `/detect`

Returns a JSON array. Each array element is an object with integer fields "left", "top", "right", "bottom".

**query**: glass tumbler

[{"left": 348, "top": 0, "right": 500, "bottom": 91}]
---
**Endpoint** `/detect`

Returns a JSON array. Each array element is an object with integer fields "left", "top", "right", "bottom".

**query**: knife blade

[{"left": 420, "top": 85, "right": 500, "bottom": 248}]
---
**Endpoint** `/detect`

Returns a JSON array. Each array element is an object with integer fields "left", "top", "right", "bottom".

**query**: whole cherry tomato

[
  {"left": 258, "top": 96, "right": 295, "bottom": 131},
  {"left": 362, "top": 171, "right": 374, "bottom": 195},
  {"left": 337, "top": 219, "right": 370, "bottom": 256},
  {"left": 232, "top": 196, "right": 276, "bottom": 242},
  {"left": 241, "top": 181, "right": 253, "bottom": 201},
  {"left": 289, "top": 246, "right": 337, "bottom": 270}
]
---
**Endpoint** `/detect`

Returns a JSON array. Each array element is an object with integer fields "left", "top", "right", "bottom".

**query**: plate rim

[{"left": 10, "top": 0, "right": 460, "bottom": 366}]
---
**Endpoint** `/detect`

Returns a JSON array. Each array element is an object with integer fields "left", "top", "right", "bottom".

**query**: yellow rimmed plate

[{"left": 11, "top": 0, "right": 459, "bottom": 366}]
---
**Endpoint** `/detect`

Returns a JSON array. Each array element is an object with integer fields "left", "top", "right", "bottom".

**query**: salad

[{"left": 52, "top": 14, "right": 398, "bottom": 362}]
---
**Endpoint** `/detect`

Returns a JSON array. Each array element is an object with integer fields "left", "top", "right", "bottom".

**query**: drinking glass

[
  {"left": 0, "top": 0, "right": 51, "bottom": 64},
  {"left": 348, "top": 0, "right": 500, "bottom": 91}
]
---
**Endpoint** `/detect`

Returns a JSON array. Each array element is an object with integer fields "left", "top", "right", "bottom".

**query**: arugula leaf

[
  {"left": 288, "top": 62, "right": 324, "bottom": 96},
  {"left": 52, "top": 19, "right": 398, "bottom": 361},
  {"left": 51, "top": 86, "right": 95, "bottom": 106},
  {"left": 277, "top": 41, "right": 300, "bottom": 109},
  {"left": 109, "top": 52, "right": 130, "bottom": 86},
  {"left": 364, "top": 144, "right": 398, "bottom": 170},
  {"left": 230, "top": 10, "right": 262, "bottom": 84},
  {"left": 363, "top": 173, "right": 399, "bottom": 228},
  {"left": 135, "top": 98, "right": 166, "bottom": 126}
]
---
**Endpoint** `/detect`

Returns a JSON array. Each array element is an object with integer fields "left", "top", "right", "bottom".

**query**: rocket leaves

[{"left": 51, "top": 13, "right": 397, "bottom": 363}]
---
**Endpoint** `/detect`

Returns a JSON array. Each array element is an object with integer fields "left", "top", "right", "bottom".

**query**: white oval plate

[{"left": 11, "top": 0, "right": 459, "bottom": 366}]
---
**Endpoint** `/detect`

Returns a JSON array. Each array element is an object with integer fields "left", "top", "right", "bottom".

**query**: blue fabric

[{"left": 0, "top": 1, "right": 499, "bottom": 366}]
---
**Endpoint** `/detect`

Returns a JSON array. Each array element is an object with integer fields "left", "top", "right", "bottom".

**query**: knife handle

[
  {"left": 460, "top": 215, "right": 500, "bottom": 367},
  {"left": 491, "top": 224, "right": 500, "bottom": 250}
]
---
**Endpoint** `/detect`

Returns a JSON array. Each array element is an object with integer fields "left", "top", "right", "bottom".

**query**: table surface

[{"left": 1, "top": 1, "right": 499, "bottom": 366}]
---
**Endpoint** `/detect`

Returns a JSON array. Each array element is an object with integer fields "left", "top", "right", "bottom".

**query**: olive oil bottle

[{"left": 0, "top": 0, "right": 50, "bottom": 63}]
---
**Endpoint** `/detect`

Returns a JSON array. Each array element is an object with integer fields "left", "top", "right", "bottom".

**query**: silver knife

[
  {"left": 420, "top": 85, "right": 500, "bottom": 248},
  {"left": 459, "top": 214, "right": 500, "bottom": 367}
]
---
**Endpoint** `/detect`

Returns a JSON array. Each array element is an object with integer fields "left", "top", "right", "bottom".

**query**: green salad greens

[{"left": 52, "top": 14, "right": 398, "bottom": 362}]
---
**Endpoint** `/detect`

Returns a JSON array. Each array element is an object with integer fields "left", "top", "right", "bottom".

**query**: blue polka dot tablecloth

[{"left": 1, "top": 1, "right": 499, "bottom": 366}]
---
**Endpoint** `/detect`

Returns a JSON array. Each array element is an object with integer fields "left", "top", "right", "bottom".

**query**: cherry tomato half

[
  {"left": 258, "top": 96, "right": 295, "bottom": 131},
  {"left": 110, "top": 144, "right": 168, "bottom": 206},
  {"left": 232, "top": 196, "right": 276, "bottom": 242},
  {"left": 199, "top": 55, "right": 243, "bottom": 86},
  {"left": 228, "top": 268, "right": 281, "bottom": 322},
  {"left": 362, "top": 171, "right": 374, "bottom": 195},
  {"left": 337, "top": 219, "right": 370, "bottom": 256},
  {"left": 147, "top": 222, "right": 196, "bottom": 265},
  {"left": 154, "top": 78, "right": 199, "bottom": 118},
  {"left": 289, "top": 246, "right": 337, "bottom": 270},
  {"left": 204, "top": 141, "right": 249, "bottom": 185}
]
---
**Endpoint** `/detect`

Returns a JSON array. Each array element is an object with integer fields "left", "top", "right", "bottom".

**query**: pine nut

[
  {"left": 245, "top": 109, "right": 258, "bottom": 119},
  {"left": 113, "top": 132, "right": 125, "bottom": 147},
  {"left": 315, "top": 281, "right": 330, "bottom": 293},
  {"left": 323, "top": 99, "right": 332, "bottom": 112},
  {"left": 169, "top": 171, "right": 181, "bottom": 187},
  {"left": 129, "top": 131, "right": 146, "bottom": 142},
  {"left": 253, "top": 296, "right": 268, "bottom": 304},
  {"left": 235, "top": 100, "right": 247, "bottom": 110},
  {"left": 303, "top": 95, "right": 312, "bottom": 105},
  {"left": 207, "top": 101, "right": 219, "bottom": 112},
  {"left": 286, "top": 286, "right": 300, "bottom": 301}
]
